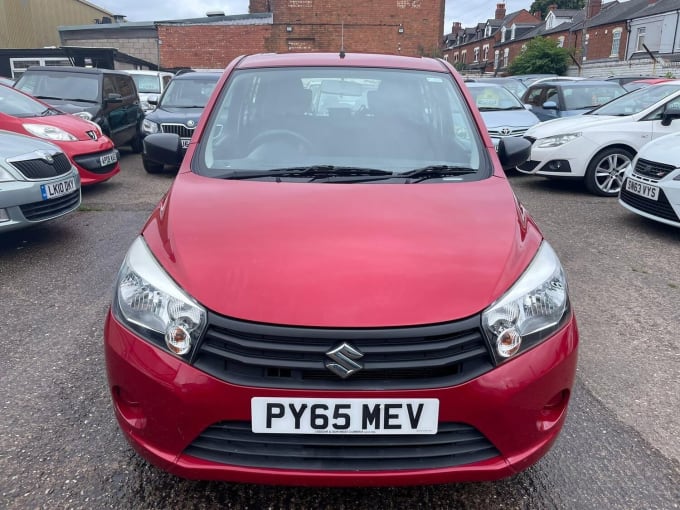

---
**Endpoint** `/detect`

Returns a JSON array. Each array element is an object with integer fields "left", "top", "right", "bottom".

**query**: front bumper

[
  {"left": 516, "top": 136, "right": 597, "bottom": 178},
  {"left": 64, "top": 139, "right": 120, "bottom": 186},
  {"left": 619, "top": 171, "right": 680, "bottom": 227},
  {"left": 105, "top": 310, "right": 578, "bottom": 486}
]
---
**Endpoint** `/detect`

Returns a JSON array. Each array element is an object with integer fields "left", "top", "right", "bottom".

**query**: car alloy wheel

[{"left": 585, "top": 147, "right": 634, "bottom": 197}]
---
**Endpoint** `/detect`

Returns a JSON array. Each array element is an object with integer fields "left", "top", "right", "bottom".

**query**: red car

[
  {"left": 105, "top": 53, "right": 578, "bottom": 486},
  {"left": 0, "top": 84, "right": 119, "bottom": 185}
]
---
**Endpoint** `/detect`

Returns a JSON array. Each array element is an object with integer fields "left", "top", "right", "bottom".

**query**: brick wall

[{"left": 582, "top": 22, "right": 628, "bottom": 61}]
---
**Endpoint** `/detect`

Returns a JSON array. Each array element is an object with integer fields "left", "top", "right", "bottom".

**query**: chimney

[
  {"left": 452, "top": 21, "right": 462, "bottom": 33},
  {"left": 587, "top": 0, "right": 602, "bottom": 18},
  {"left": 533, "top": 10, "right": 542, "bottom": 20},
  {"left": 495, "top": 3, "right": 506, "bottom": 20}
]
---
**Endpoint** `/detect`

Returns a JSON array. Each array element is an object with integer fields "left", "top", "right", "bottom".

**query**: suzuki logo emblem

[{"left": 325, "top": 342, "right": 364, "bottom": 379}]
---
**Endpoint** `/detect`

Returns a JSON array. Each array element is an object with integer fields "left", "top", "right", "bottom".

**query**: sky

[{"left": 91, "top": 0, "right": 517, "bottom": 35}]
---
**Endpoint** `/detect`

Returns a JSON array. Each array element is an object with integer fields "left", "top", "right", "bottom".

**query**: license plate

[
  {"left": 251, "top": 398, "right": 439, "bottom": 435},
  {"left": 626, "top": 178, "right": 659, "bottom": 201},
  {"left": 181, "top": 138, "right": 191, "bottom": 149},
  {"left": 40, "top": 177, "right": 76, "bottom": 200},
  {"left": 100, "top": 152, "right": 117, "bottom": 166}
]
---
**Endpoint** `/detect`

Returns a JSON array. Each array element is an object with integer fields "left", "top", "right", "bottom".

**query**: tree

[
  {"left": 507, "top": 37, "right": 571, "bottom": 75},
  {"left": 529, "top": 0, "right": 585, "bottom": 15}
]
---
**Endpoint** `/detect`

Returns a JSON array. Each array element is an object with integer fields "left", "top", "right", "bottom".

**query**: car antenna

[{"left": 339, "top": 21, "right": 345, "bottom": 59}]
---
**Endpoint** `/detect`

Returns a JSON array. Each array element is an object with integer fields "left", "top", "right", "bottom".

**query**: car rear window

[{"left": 198, "top": 67, "right": 486, "bottom": 177}]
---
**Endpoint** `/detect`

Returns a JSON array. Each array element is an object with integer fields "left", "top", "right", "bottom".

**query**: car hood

[
  {"left": 525, "top": 114, "right": 622, "bottom": 137},
  {"left": 141, "top": 172, "right": 543, "bottom": 327},
  {"left": 0, "top": 129, "right": 62, "bottom": 157},
  {"left": 480, "top": 109, "right": 539, "bottom": 129},
  {"left": 19, "top": 113, "right": 106, "bottom": 142},
  {"left": 635, "top": 132, "right": 680, "bottom": 166},
  {"left": 49, "top": 101, "right": 99, "bottom": 117}
]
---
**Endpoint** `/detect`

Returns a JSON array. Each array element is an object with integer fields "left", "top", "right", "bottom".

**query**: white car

[
  {"left": 125, "top": 70, "right": 174, "bottom": 113},
  {"left": 619, "top": 131, "right": 680, "bottom": 227},
  {"left": 517, "top": 81, "right": 680, "bottom": 196}
]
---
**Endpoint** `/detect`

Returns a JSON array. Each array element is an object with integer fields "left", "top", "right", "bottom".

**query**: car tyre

[
  {"left": 585, "top": 147, "right": 634, "bottom": 197},
  {"left": 142, "top": 158, "right": 164, "bottom": 174}
]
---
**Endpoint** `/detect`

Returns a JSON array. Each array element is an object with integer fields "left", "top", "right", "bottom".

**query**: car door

[
  {"left": 114, "top": 74, "right": 140, "bottom": 144},
  {"left": 648, "top": 95, "right": 680, "bottom": 140},
  {"left": 101, "top": 74, "right": 128, "bottom": 146}
]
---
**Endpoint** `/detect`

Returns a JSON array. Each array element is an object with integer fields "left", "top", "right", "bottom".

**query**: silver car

[{"left": 0, "top": 130, "right": 81, "bottom": 232}]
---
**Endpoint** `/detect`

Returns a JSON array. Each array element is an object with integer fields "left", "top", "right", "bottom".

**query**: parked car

[
  {"left": 521, "top": 80, "right": 626, "bottom": 121},
  {"left": 605, "top": 75, "right": 658, "bottom": 86},
  {"left": 510, "top": 73, "right": 558, "bottom": 86},
  {"left": 465, "top": 82, "right": 539, "bottom": 148},
  {"left": 518, "top": 81, "right": 680, "bottom": 196},
  {"left": 106, "top": 52, "right": 578, "bottom": 486},
  {"left": 0, "top": 76, "right": 14, "bottom": 86},
  {"left": 0, "top": 84, "right": 119, "bottom": 185},
  {"left": 125, "top": 70, "right": 174, "bottom": 113},
  {"left": 13, "top": 66, "right": 144, "bottom": 151},
  {"left": 140, "top": 71, "right": 220, "bottom": 173},
  {"left": 623, "top": 78, "right": 672, "bottom": 92},
  {"left": 0, "top": 130, "right": 81, "bottom": 232},
  {"left": 619, "top": 131, "right": 680, "bottom": 227},
  {"left": 464, "top": 77, "right": 527, "bottom": 98}
]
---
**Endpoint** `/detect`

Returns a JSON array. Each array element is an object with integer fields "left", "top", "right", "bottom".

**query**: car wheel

[
  {"left": 142, "top": 158, "right": 164, "bottom": 174},
  {"left": 585, "top": 147, "right": 634, "bottom": 197}
]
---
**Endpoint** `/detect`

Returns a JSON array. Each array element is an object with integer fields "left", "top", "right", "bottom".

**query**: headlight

[
  {"left": 482, "top": 241, "right": 569, "bottom": 363},
  {"left": 73, "top": 111, "right": 93, "bottom": 121},
  {"left": 536, "top": 133, "right": 581, "bottom": 148},
  {"left": 112, "top": 236, "right": 207, "bottom": 357},
  {"left": 23, "top": 123, "right": 78, "bottom": 141},
  {"left": 142, "top": 119, "right": 159, "bottom": 134},
  {"left": 0, "top": 165, "right": 16, "bottom": 183}
]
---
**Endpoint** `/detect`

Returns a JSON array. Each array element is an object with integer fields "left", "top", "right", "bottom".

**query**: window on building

[
  {"left": 511, "top": 24, "right": 516, "bottom": 40},
  {"left": 473, "top": 47, "right": 480, "bottom": 62},
  {"left": 501, "top": 27, "right": 506, "bottom": 43},
  {"left": 485, "top": 24, "right": 492, "bottom": 37},
  {"left": 483, "top": 45, "right": 489, "bottom": 61},
  {"left": 557, "top": 36, "right": 565, "bottom": 48},
  {"left": 494, "top": 50, "right": 500, "bottom": 69},
  {"left": 10, "top": 57, "right": 70, "bottom": 79},
  {"left": 611, "top": 28, "right": 622, "bottom": 56},
  {"left": 454, "top": 52, "right": 459, "bottom": 63},
  {"left": 462, "top": 50, "right": 467, "bottom": 63},
  {"left": 503, "top": 48, "right": 509, "bottom": 68},
  {"left": 636, "top": 27, "right": 646, "bottom": 52}
]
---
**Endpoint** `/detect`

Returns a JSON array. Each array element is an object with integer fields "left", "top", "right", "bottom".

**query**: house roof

[
  {"left": 632, "top": 0, "right": 680, "bottom": 19},
  {"left": 570, "top": 0, "right": 650, "bottom": 30},
  {"left": 550, "top": 9, "right": 581, "bottom": 17}
]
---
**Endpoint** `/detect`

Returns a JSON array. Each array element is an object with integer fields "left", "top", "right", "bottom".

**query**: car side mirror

[
  {"left": 541, "top": 101, "right": 558, "bottom": 110},
  {"left": 148, "top": 95, "right": 159, "bottom": 106},
  {"left": 143, "top": 133, "right": 183, "bottom": 166},
  {"left": 661, "top": 105, "right": 680, "bottom": 126},
  {"left": 105, "top": 93, "right": 123, "bottom": 104},
  {"left": 497, "top": 136, "right": 531, "bottom": 170}
]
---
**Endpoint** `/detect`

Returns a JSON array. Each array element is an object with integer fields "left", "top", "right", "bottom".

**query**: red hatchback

[
  {"left": 105, "top": 53, "right": 578, "bottom": 486},
  {"left": 0, "top": 84, "right": 119, "bottom": 185}
]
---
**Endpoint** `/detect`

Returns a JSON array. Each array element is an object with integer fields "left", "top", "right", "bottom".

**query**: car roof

[
  {"left": 22, "top": 65, "right": 132, "bottom": 76},
  {"left": 126, "top": 70, "right": 174, "bottom": 76},
  {"left": 237, "top": 53, "right": 448, "bottom": 72},
  {"left": 173, "top": 71, "right": 222, "bottom": 80},
  {"left": 465, "top": 82, "right": 505, "bottom": 88},
  {"left": 528, "top": 79, "right": 618, "bottom": 87}
]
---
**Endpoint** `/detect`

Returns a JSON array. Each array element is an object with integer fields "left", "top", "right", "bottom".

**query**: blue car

[{"left": 521, "top": 80, "right": 626, "bottom": 122}]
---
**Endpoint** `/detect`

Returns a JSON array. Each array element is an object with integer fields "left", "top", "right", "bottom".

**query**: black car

[
  {"left": 141, "top": 72, "right": 220, "bottom": 173},
  {"left": 14, "top": 66, "right": 144, "bottom": 151}
]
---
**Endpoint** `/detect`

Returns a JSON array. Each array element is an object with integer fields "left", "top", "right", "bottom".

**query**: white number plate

[
  {"left": 251, "top": 398, "right": 439, "bottom": 435},
  {"left": 626, "top": 178, "right": 659, "bottom": 201},
  {"left": 181, "top": 138, "right": 191, "bottom": 149},
  {"left": 100, "top": 152, "right": 117, "bottom": 166},
  {"left": 40, "top": 177, "right": 77, "bottom": 200}
]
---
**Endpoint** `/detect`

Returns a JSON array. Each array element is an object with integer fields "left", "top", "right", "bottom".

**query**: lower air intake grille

[
  {"left": 184, "top": 421, "right": 500, "bottom": 471},
  {"left": 620, "top": 184, "right": 679, "bottom": 223},
  {"left": 20, "top": 190, "right": 80, "bottom": 221}
]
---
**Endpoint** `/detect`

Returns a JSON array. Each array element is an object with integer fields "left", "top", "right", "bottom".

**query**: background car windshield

[
  {"left": 0, "top": 85, "right": 52, "bottom": 117},
  {"left": 590, "top": 84, "right": 680, "bottom": 116},
  {"left": 468, "top": 86, "right": 523, "bottom": 110},
  {"left": 131, "top": 74, "right": 161, "bottom": 94},
  {"left": 15, "top": 71, "right": 100, "bottom": 102},
  {"left": 160, "top": 78, "right": 217, "bottom": 107},
  {"left": 562, "top": 84, "right": 626, "bottom": 110},
  {"left": 200, "top": 67, "right": 484, "bottom": 174}
]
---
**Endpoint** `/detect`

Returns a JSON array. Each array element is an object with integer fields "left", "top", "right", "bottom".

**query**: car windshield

[
  {"left": 131, "top": 74, "right": 161, "bottom": 94},
  {"left": 561, "top": 84, "right": 626, "bottom": 110},
  {"left": 15, "top": 71, "right": 100, "bottom": 102},
  {"left": 160, "top": 78, "right": 218, "bottom": 108},
  {"left": 589, "top": 83, "right": 680, "bottom": 116},
  {"left": 198, "top": 67, "right": 485, "bottom": 176},
  {"left": 467, "top": 85, "right": 524, "bottom": 110},
  {"left": 0, "top": 84, "right": 56, "bottom": 117}
]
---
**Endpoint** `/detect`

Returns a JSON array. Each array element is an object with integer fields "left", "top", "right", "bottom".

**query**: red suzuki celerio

[
  {"left": 0, "top": 84, "right": 119, "bottom": 185},
  {"left": 105, "top": 53, "right": 578, "bottom": 486}
]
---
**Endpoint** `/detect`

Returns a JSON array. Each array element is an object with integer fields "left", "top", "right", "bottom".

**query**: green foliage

[
  {"left": 529, "top": 0, "right": 585, "bottom": 15},
  {"left": 507, "top": 37, "right": 570, "bottom": 75}
]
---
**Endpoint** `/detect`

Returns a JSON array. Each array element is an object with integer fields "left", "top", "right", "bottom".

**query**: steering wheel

[{"left": 248, "top": 129, "right": 313, "bottom": 153}]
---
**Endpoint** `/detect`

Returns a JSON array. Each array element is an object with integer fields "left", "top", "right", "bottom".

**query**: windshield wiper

[
  {"left": 219, "top": 165, "right": 394, "bottom": 180},
  {"left": 39, "top": 108, "right": 60, "bottom": 116},
  {"left": 34, "top": 95, "right": 65, "bottom": 101},
  {"left": 398, "top": 165, "right": 476, "bottom": 181},
  {"left": 63, "top": 98, "right": 99, "bottom": 104},
  {"left": 174, "top": 105, "right": 205, "bottom": 108}
]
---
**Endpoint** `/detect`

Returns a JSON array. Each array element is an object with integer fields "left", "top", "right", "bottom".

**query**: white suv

[{"left": 518, "top": 81, "right": 680, "bottom": 196}]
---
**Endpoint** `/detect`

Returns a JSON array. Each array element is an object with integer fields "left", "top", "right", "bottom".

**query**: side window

[
  {"left": 162, "top": 75, "right": 172, "bottom": 89},
  {"left": 102, "top": 75, "right": 116, "bottom": 97},
  {"left": 114, "top": 75, "right": 135, "bottom": 98},
  {"left": 525, "top": 88, "right": 543, "bottom": 107},
  {"left": 545, "top": 87, "right": 559, "bottom": 105}
]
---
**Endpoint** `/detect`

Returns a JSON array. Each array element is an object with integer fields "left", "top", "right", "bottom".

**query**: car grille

[
  {"left": 620, "top": 183, "right": 679, "bottom": 223},
  {"left": 487, "top": 127, "right": 528, "bottom": 137},
  {"left": 517, "top": 160, "right": 540, "bottom": 172},
  {"left": 633, "top": 158, "right": 677, "bottom": 181},
  {"left": 10, "top": 153, "right": 72, "bottom": 179},
  {"left": 20, "top": 190, "right": 80, "bottom": 221},
  {"left": 193, "top": 314, "right": 494, "bottom": 390},
  {"left": 183, "top": 421, "right": 500, "bottom": 471},
  {"left": 160, "top": 123, "right": 195, "bottom": 138}
]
